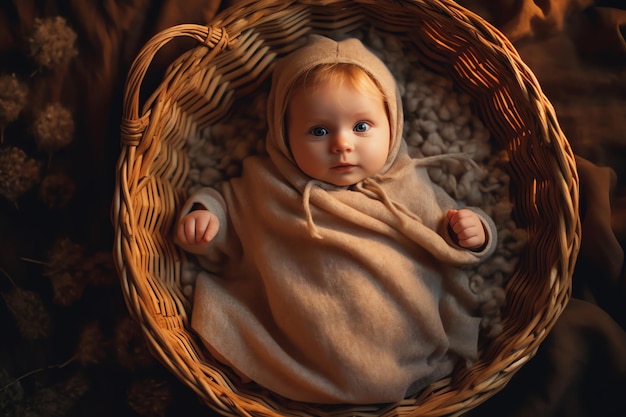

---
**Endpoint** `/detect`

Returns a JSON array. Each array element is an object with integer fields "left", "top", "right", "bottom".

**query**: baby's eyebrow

[
  {"left": 352, "top": 110, "right": 377, "bottom": 118},
  {"left": 306, "top": 122, "right": 328, "bottom": 128}
]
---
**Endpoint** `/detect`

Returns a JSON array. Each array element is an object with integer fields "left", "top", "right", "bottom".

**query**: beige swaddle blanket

[{"left": 176, "top": 35, "right": 497, "bottom": 404}]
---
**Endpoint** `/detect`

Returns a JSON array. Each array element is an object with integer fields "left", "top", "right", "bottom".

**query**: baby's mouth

[{"left": 332, "top": 163, "right": 356, "bottom": 172}]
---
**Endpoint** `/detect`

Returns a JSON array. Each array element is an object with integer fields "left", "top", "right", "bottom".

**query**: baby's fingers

[
  {"left": 179, "top": 217, "right": 199, "bottom": 244},
  {"left": 447, "top": 209, "right": 471, "bottom": 232},
  {"left": 178, "top": 217, "right": 203, "bottom": 245},
  {"left": 447, "top": 209, "right": 486, "bottom": 250},
  {"left": 201, "top": 217, "right": 220, "bottom": 243},
  {"left": 455, "top": 225, "right": 484, "bottom": 248},
  {"left": 194, "top": 217, "right": 211, "bottom": 244}
]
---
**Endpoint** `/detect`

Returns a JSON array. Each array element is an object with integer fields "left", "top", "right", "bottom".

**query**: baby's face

[{"left": 286, "top": 79, "right": 390, "bottom": 186}]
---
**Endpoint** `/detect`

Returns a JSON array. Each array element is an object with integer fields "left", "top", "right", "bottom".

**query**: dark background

[{"left": 1, "top": 1, "right": 625, "bottom": 416}]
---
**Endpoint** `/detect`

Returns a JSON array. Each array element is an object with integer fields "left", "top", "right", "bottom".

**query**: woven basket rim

[{"left": 113, "top": 0, "right": 580, "bottom": 415}]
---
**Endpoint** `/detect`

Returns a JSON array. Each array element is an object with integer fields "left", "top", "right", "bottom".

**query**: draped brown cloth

[
  {"left": 459, "top": 1, "right": 626, "bottom": 416},
  {"left": 1, "top": 0, "right": 625, "bottom": 415}
]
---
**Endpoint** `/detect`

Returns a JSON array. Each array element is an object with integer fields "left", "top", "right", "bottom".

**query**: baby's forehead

[{"left": 287, "top": 64, "right": 387, "bottom": 104}]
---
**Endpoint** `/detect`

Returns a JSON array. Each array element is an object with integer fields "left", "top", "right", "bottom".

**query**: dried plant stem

[
  {"left": 19, "top": 257, "right": 50, "bottom": 267},
  {"left": 0, "top": 266, "right": 17, "bottom": 286},
  {"left": 0, "top": 355, "right": 76, "bottom": 392}
]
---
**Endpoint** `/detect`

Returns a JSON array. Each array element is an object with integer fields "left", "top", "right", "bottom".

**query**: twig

[{"left": 0, "top": 355, "right": 76, "bottom": 392}]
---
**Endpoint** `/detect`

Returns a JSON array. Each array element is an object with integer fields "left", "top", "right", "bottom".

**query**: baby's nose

[{"left": 331, "top": 134, "right": 354, "bottom": 153}]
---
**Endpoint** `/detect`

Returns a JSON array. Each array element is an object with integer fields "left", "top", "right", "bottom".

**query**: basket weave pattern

[{"left": 113, "top": 0, "right": 580, "bottom": 415}]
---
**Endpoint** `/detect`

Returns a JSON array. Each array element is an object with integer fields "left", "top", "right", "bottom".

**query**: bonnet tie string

[
  {"left": 356, "top": 153, "right": 481, "bottom": 230},
  {"left": 301, "top": 153, "right": 480, "bottom": 239},
  {"left": 353, "top": 179, "right": 423, "bottom": 227},
  {"left": 408, "top": 152, "right": 480, "bottom": 173}
]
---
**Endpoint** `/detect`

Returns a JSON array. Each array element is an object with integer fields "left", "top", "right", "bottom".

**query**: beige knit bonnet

[{"left": 265, "top": 34, "right": 407, "bottom": 188}]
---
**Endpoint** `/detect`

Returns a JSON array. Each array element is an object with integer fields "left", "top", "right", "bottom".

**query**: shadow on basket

[{"left": 112, "top": 0, "right": 580, "bottom": 416}]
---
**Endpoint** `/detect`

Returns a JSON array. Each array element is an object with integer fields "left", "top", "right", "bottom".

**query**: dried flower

[
  {"left": 45, "top": 237, "right": 84, "bottom": 275},
  {"left": 127, "top": 378, "right": 172, "bottom": 417},
  {"left": 75, "top": 322, "right": 108, "bottom": 366},
  {"left": 61, "top": 372, "right": 90, "bottom": 401},
  {"left": 84, "top": 251, "right": 117, "bottom": 287},
  {"left": 1, "top": 287, "right": 53, "bottom": 340},
  {"left": 6, "top": 372, "right": 88, "bottom": 417},
  {"left": 0, "top": 74, "right": 29, "bottom": 137},
  {"left": 40, "top": 238, "right": 116, "bottom": 305},
  {"left": 39, "top": 172, "right": 75, "bottom": 209},
  {"left": 0, "top": 146, "right": 42, "bottom": 203},
  {"left": 8, "top": 386, "right": 59, "bottom": 417},
  {"left": 0, "top": 368, "right": 25, "bottom": 410},
  {"left": 115, "top": 316, "right": 155, "bottom": 370},
  {"left": 31, "top": 102, "right": 74, "bottom": 154},
  {"left": 43, "top": 237, "right": 87, "bottom": 306},
  {"left": 50, "top": 271, "right": 86, "bottom": 306},
  {"left": 28, "top": 16, "right": 78, "bottom": 71}
]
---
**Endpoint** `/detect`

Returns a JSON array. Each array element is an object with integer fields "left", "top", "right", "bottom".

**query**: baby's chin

[
  {"left": 319, "top": 170, "right": 372, "bottom": 187},
  {"left": 325, "top": 177, "right": 366, "bottom": 187}
]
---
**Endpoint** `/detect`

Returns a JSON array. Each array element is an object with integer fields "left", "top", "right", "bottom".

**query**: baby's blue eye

[
  {"left": 354, "top": 122, "right": 370, "bottom": 132},
  {"left": 310, "top": 126, "right": 328, "bottom": 136}
]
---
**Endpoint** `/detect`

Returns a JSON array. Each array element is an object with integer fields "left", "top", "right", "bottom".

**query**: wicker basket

[{"left": 112, "top": 0, "right": 581, "bottom": 415}]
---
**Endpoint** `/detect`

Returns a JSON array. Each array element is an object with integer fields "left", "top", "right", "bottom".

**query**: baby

[{"left": 175, "top": 35, "right": 497, "bottom": 404}]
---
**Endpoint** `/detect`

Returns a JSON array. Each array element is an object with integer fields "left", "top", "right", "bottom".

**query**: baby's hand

[
  {"left": 177, "top": 209, "right": 220, "bottom": 246},
  {"left": 447, "top": 209, "right": 486, "bottom": 251}
]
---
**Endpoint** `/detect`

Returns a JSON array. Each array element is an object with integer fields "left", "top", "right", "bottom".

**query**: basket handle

[{"left": 120, "top": 24, "right": 228, "bottom": 148}]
